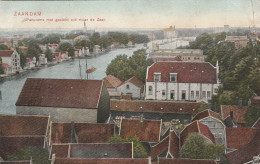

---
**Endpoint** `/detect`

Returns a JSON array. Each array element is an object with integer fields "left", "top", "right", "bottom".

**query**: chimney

[
  {"left": 230, "top": 111, "right": 233, "bottom": 119},
  {"left": 238, "top": 98, "right": 243, "bottom": 109},
  {"left": 51, "top": 154, "right": 56, "bottom": 164},
  {"left": 140, "top": 114, "right": 144, "bottom": 123},
  {"left": 70, "top": 121, "right": 77, "bottom": 143}
]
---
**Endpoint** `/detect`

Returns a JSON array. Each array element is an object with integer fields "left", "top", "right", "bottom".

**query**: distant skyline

[{"left": 0, "top": 0, "right": 259, "bottom": 29}]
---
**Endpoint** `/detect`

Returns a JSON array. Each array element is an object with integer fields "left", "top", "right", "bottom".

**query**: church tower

[{"left": 83, "top": 21, "right": 87, "bottom": 33}]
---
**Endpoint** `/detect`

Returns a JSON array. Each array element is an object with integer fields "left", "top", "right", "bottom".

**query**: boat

[{"left": 86, "top": 67, "right": 96, "bottom": 73}]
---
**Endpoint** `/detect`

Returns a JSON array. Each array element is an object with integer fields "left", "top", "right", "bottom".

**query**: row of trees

[
  {"left": 186, "top": 32, "right": 260, "bottom": 126},
  {"left": 106, "top": 49, "right": 153, "bottom": 82}
]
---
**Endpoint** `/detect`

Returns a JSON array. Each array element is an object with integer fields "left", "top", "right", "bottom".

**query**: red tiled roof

[
  {"left": 221, "top": 105, "right": 249, "bottom": 124},
  {"left": 0, "top": 115, "right": 49, "bottom": 136},
  {"left": 0, "top": 136, "right": 45, "bottom": 160},
  {"left": 52, "top": 52, "right": 60, "bottom": 57},
  {"left": 51, "top": 143, "right": 133, "bottom": 159},
  {"left": 51, "top": 122, "right": 115, "bottom": 145},
  {"left": 120, "top": 118, "right": 161, "bottom": 142},
  {"left": 226, "top": 127, "right": 257, "bottom": 149},
  {"left": 192, "top": 109, "right": 222, "bottom": 122},
  {"left": 226, "top": 129, "right": 260, "bottom": 164},
  {"left": 159, "top": 158, "right": 218, "bottom": 164},
  {"left": 251, "top": 96, "right": 260, "bottom": 104},
  {"left": 110, "top": 100, "right": 199, "bottom": 114},
  {"left": 147, "top": 62, "right": 217, "bottom": 83},
  {"left": 54, "top": 158, "right": 149, "bottom": 164},
  {"left": 150, "top": 129, "right": 179, "bottom": 159},
  {"left": 153, "top": 56, "right": 183, "bottom": 62},
  {"left": 118, "top": 76, "right": 144, "bottom": 88},
  {"left": 0, "top": 162, "right": 31, "bottom": 164},
  {"left": 180, "top": 121, "right": 215, "bottom": 147},
  {"left": 16, "top": 78, "right": 103, "bottom": 109},
  {"left": 0, "top": 50, "right": 14, "bottom": 57},
  {"left": 2, "top": 63, "right": 11, "bottom": 69},
  {"left": 252, "top": 117, "right": 260, "bottom": 128},
  {"left": 103, "top": 75, "right": 122, "bottom": 88}
]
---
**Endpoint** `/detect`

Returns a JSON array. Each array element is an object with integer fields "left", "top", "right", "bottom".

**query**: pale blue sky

[{"left": 0, "top": 0, "right": 259, "bottom": 29}]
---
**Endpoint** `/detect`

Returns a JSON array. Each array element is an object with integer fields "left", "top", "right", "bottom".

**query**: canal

[{"left": 0, "top": 38, "right": 192, "bottom": 114}]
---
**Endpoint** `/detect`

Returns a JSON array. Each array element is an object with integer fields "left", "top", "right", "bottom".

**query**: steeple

[{"left": 83, "top": 21, "right": 87, "bottom": 33}]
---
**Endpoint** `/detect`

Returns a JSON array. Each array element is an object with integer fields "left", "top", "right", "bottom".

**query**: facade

[
  {"left": 39, "top": 54, "right": 48, "bottom": 65},
  {"left": 225, "top": 36, "right": 249, "bottom": 49},
  {"left": 192, "top": 110, "right": 226, "bottom": 146},
  {"left": 145, "top": 62, "right": 220, "bottom": 103},
  {"left": 0, "top": 50, "right": 21, "bottom": 74},
  {"left": 25, "top": 57, "right": 36, "bottom": 69},
  {"left": 16, "top": 78, "right": 110, "bottom": 123},
  {"left": 149, "top": 47, "right": 205, "bottom": 62},
  {"left": 117, "top": 76, "right": 144, "bottom": 99}
]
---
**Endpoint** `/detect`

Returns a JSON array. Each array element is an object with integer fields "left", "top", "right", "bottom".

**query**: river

[{"left": 0, "top": 38, "right": 192, "bottom": 114}]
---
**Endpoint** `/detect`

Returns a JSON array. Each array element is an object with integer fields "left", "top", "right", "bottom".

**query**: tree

[
  {"left": 106, "top": 49, "right": 153, "bottom": 82},
  {"left": 180, "top": 133, "right": 225, "bottom": 160},
  {"left": 108, "top": 135, "right": 148, "bottom": 158},
  {"left": 244, "top": 106, "right": 260, "bottom": 127},
  {"left": 7, "top": 147, "right": 50, "bottom": 164},
  {"left": 26, "top": 40, "right": 42, "bottom": 61},
  {"left": 16, "top": 47, "right": 27, "bottom": 69},
  {"left": 0, "top": 57, "right": 5, "bottom": 74},
  {"left": 0, "top": 44, "right": 9, "bottom": 50},
  {"left": 58, "top": 42, "right": 74, "bottom": 58},
  {"left": 193, "top": 102, "right": 207, "bottom": 116},
  {"left": 44, "top": 46, "right": 53, "bottom": 62}
]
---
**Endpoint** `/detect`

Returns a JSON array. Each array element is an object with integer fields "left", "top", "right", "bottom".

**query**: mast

[
  {"left": 79, "top": 60, "right": 82, "bottom": 79},
  {"left": 86, "top": 58, "right": 88, "bottom": 79}
]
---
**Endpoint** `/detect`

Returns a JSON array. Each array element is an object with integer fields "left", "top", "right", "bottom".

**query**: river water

[{"left": 0, "top": 38, "right": 192, "bottom": 114}]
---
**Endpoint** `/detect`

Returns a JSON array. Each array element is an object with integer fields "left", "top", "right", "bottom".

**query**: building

[
  {"left": 110, "top": 99, "right": 199, "bottom": 123},
  {"left": 145, "top": 62, "right": 220, "bottom": 103},
  {"left": 53, "top": 52, "right": 62, "bottom": 63},
  {"left": 150, "top": 129, "right": 179, "bottom": 160},
  {"left": 25, "top": 57, "right": 36, "bottom": 69},
  {"left": 149, "top": 47, "right": 205, "bottom": 62},
  {"left": 103, "top": 75, "right": 123, "bottom": 99},
  {"left": 50, "top": 122, "right": 115, "bottom": 145},
  {"left": 119, "top": 118, "right": 162, "bottom": 143},
  {"left": 164, "top": 26, "right": 177, "bottom": 39},
  {"left": 50, "top": 143, "right": 133, "bottom": 159},
  {"left": 0, "top": 114, "right": 50, "bottom": 160},
  {"left": 221, "top": 105, "right": 249, "bottom": 126},
  {"left": 0, "top": 50, "right": 21, "bottom": 74},
  {"left": 180, "top": 120, "right": 215, "bottom": 147},
  {"left": 159, "top": 158, "right": 219, "bottom": 164},
  {"left": 16, "top": 78, "right": 110, "bottom": 123},
  {"left": 225, "top": 36, "right": 249, "bottom": 49},
  {"left": 39, "top": 54, "right": 48, "bottom": 65},
  {"left": 225, "top": 127, "right": 257, "bottom": 152},
  {"left": 192, "top": 109, "right": 226, "bottom": 146},
  {"left": 117, "top": 76, "right": 144, "bottom": 99}
]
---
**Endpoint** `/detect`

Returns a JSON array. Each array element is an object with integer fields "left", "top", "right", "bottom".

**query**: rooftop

[
  {"left": 159, "top": 158, "right": 218, "bottom": 164},
  {"left": 0, "top": 50, "right": 14, "bottom": 57},
  {"left": 16, "top": 78, "right": 103, "bottom": 109},
  {"left": 118, "top": 76, "right": 144, "bottom": 88},
  {"left": 53, "top": 158, "right": 149, "bottom": 164},
  {"left": 221, "top": 105, "right": 249, "bottom": 124},
  {"left": 192, "top": 109, "right": 222, "bottom": 122},
  {"left": 103, "top": 75, "right": 122, "bottom": 88}
]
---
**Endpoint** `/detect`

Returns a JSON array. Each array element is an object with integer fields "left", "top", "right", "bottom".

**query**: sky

[{"left": 0, "top": 0, "right": 259, "bottom": 29}]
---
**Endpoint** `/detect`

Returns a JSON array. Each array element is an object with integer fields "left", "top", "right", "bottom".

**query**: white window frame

[
  {"left": 154, "top": 73, "right": 161, "bottom": 82},
  {"left": 170, "top": 73, "right": 177, "bottom": 82},
  {"left": 191, "top": 91, "right": 194, "bottom": 99},
  {"left": 148, "top": 86, "right": 153, "bottom": 95}
]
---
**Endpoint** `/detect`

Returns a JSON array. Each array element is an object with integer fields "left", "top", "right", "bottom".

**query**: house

[
  {"left": 180, "top": 120, "right": 215, "bottom": 147},
  {"left": 52, "top": 158, "right": 149, "bottom": 164},
  {"left": 103, "top": 75, "right": 122, "bottom": 92},
  {"left": 149, "top": 47, "right": 205, "bottom": 62},
  {"left": 39, "top": 54, "right": 48, "bottom": 65},
  {"left": 225, "top": 127, "right": 257, "bottom": 152},
  {"left": 48, "top": 44, "right": 59, "bottom": 52},
  {"left": 0, "top": 50, "right": 21, "bottom": 74},
  {"left": 16, "top": 78, "right": 110, "bottom": 123},
  {"left": 150, "top": 129, "right": 179, "bottom": 161},
  {"left": 119, "top": 118, "right": 162, "bottom": 143},
  {"left": 0, "top": 114, "right": 50, "bottom": 160},
  {"left": 25, "top": 57, "right": 36, "bottom": 69},
  {"left": 110, "top": 99, "right": 199, "bottom": 123},
  {"left": 53, "top": 52, "right": 62, "bottom": 62},
  {"left": 50, "top": 143, "right": 133, "bottom": 159},
  {"left": 75, "top": 46, "right": 89, "bottom": 57},
  {"left": 93, "top": 45, "right": 101, "bottom": 54},
  {"left": 221, "top": 105, "right": 249, "bottom": 125},
  {"left": 225, "top": 36, "right": 249, "bottom": 49},
  {"left": 226, "top": 129, "right": 260, "bottom": 164},
  {"left": 60, "top": 51, "right": 69, "bottom": 60},
  {"left": 145, "top": 62, "right": 220, "bottom": 103},
  {"left": 159, "top": 158, "right": 219, "bottom": 164},
  {"left": 192, "top": 109, "right": 226, "bottom": 146},
  {"left": 117, "top": 76, "right": 144, "bottom": 99},
  {"left": 50, "top": 122, "right": 115, "bottom": 145}
]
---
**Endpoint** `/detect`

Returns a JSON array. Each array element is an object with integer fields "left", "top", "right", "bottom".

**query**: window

[
  {"left": 207, "top": 91, "right": 211, "bottom": 99},
  {"left": 170, "top": 73, "right": 177, "bottom": 82},
  {"left": 196, "top": 91, "right": 199, "bottom": 99},
  {"left": 191, "top": 91, "right": 194, "bottom": 99},
  {"left": 182, "top": 90, "right": 186, "bottom": 100},
  {"left": 162, "top": 90, "right": 166, "bottom": 96},
  {"left": 170, "top": 90, "right": 175, "bottom": 100},
  {"left": 154, "top": 73, "right": 161, "bottom": 82},
  {"left": 202, "top": 91, "right": 206, "bottom": 98},
  {"left": 126, "top": 84, "right": 130, "bottom": 89},
  {"left": 148, "top": 86, "right": 153, "bottom": 95}
]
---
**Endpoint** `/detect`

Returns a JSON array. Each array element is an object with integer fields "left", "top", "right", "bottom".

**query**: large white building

[
  {"left": 0, "top": 50, "right": 21, "bottom": 74},
  {"left": 145, "top": 61, "right": 220, "bottom": 103}
]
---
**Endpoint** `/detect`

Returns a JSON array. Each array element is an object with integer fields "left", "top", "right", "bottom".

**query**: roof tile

[{"left": 221, "top": 105, "right": 249, "bottom": 124}]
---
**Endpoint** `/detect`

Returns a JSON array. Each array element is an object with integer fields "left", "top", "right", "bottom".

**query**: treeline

[{"left": 187, "top": 32, "right": 260, "bottom": 126}]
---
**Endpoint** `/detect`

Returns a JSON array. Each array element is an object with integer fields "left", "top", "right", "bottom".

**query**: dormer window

[
  {"left": 170, "top": 73, "right": 177, "bottom": 82},
  {"left": 154, "top": 73, "right": 161, "bottom": 82}
]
